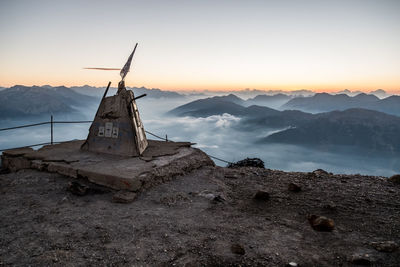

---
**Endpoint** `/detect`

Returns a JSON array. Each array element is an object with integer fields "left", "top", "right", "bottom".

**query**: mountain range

[
  {"left": 169, "top": 94, "right": 278, "bottom": 117},
  {"left": 70, "top": 85, "right": 185, "bottom": 99},
  {"left": 245, "top": 93, "right": 292, "bottom": 109},
  {"left": 262, "top": 108, "right": 400, "bottom": 153},
  {"left": 169, "top": 93, "right": 294, "bottom": 115},
  {"left": 206, "top": 88, "right": 315, "bottom": 98},
  {"left": 0, "top": 85, "right": 97, "bottom": 119},
  {"left": 169, "top": 90, "right": 400, "bottom": 115},
  {"left": 169, "top": 95, "right": 400, "bottom": 153},
  {"left": 283, "top": 93, "right": 400, "bottom": 116},
  {"left": 336, "top": 88, "right": 389, "bottom": 98},
  {"left": 198, "top": 88, "right": 390, "bottom": 99},
  {"left": 0, "top": 85, "right": 187, "bottom": 120}
]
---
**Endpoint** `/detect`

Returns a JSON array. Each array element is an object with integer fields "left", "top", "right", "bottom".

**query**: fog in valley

[{"left": 1, "top": 92, "right": 398, "bottom": 177}]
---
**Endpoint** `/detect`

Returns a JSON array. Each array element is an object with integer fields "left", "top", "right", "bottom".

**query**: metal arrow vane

[
  {"left": 83, "top": 43, "right": 138, "bottom": 81},
  {"left": 83, "top": 67, "right": 121, "bottom": 70}
]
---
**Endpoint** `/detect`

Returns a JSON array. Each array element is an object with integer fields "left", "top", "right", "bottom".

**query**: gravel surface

[{"left": 1, "top": 167, "right": 399, "bottom": 266}]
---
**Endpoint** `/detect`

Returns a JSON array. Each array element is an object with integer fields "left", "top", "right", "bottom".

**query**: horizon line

[{"left": 1, "top": 83, "right": 399, "bottom": 94}]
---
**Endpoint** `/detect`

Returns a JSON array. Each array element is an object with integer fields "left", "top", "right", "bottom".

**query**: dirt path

[{"left": 1, "top": 167, "right": 399, "bottom": 266}]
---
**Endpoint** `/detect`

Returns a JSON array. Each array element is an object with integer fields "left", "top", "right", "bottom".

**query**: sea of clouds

[{"left": 0, "top": 97, "right": 398, "bottom": 176}]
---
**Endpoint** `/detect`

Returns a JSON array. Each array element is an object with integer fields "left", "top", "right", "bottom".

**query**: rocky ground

[{"left": 0, "top": 166, "right": 399, "bottom": 266}]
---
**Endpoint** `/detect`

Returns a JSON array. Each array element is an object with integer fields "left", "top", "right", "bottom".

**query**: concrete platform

[{"left": 1, "top": 140, "right": 215, "bottom": 192}]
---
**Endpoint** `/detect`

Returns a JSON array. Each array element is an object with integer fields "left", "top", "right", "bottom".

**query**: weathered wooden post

[
  {"left": 50, "top": 115, "right": 53, "bottom": 145},
  {"left": 81, "top": 44, "right": 148, "bottom": 156}
]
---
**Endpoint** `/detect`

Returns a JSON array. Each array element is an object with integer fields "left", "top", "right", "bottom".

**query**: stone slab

[{"left": 1, "top": 140, "right": 214, "bottom": 192}]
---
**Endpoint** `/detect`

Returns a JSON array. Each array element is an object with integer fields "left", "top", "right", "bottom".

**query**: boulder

[
  {"left": 388, "top": 174, "right": 400, "bottom": 184},
  {"left": 227, "top": 158, "right": 265, "bottom": 168}
]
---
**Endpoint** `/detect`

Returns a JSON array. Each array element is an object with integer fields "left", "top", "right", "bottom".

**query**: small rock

[
  {"left": 288, "top": 183, "right": 301, "bottom": 192},
  {"left": 197, "top": 191, "right": 225, "bottom": 203},
  {"left": 322, "top": 202, "right": 337, "bottom": 211},
  {"left": 286, "top": 262, "right": 298, "bottom": 267},
  {"left": 371, "top": 241, "right": 398, "bottom": 252},
  {"left": 199, "top": 192, "right": 216, "bottom": 200},
  {"left": 227, "top": 158, "right": 265, "bottom": 168},
  {"left": 308, "top": 215, "right": 335, "bottom": 232},
  {"left": 224, "top": 174, "right": 239, "bottom": 179},
  {"left": 349, "top": 253, "right": 372, "bottom": 265},
  {"left": 213, "top": 195, "right": 225, "bottom": 202},
  {"left": 388, "top": 174, "right": 400, "bottom": 184},
  {"left": 67, "top": 181, "right": 88, "bottom": 196},
  {"left": 254, "top": 190, "right": 270, "bottom": 201},
  {"left": 231, "top": 244, "right": 245, "bottom": 255},
  {"left": 112, "top": 191, "right": 137, "bottom": 203}
]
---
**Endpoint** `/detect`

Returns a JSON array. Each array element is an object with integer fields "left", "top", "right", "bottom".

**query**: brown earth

[{"left": 0, "top": 167, "right": 399, "bottom": 266}]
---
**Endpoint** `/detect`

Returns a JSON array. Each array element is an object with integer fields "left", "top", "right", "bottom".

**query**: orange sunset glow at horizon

[{"left": 2, "top": 74, "right": 399, "bottom": 95}]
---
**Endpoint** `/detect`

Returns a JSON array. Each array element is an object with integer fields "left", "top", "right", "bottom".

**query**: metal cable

[
  {"left": 0, "top": 122, "right": 50, "bottom": 131},
  {"left": 0, "top": 120, "right": 93, "bottom": 132},
  {"left": 207, "top": 155, "right": 233, "bottom": 164},
  {"left": 145, "top": 130, "right": 167, "bottom": 141},
  {"left": 53, "top": 120, "right": 93, "bottom": 124}
]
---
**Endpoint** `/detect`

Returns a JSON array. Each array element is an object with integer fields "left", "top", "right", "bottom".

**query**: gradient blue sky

[{"left": 0, "top": 0, "right": 399, "bottom": 92}]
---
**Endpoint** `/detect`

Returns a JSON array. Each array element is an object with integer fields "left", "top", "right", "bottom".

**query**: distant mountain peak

[
  {"left": 0, "top": 85, "right": 97, "bottom": 119},
  {"left": 370, "top": 89, "right": 386, "bottom": 94},
  {"left": 210, "top": 94, "right": 245, "bottom": 105},
  {"left": 282, "top": 91, "right": 399, "bottom": 115},
  {"left": 353, "top": 93, "right": 379, "bottom": 100}
]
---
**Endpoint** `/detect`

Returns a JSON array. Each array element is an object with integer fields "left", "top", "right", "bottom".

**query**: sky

[{"left": 0, "top": 0, "right": 399, "bottom": 92}]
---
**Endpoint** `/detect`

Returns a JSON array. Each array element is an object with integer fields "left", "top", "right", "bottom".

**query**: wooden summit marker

[{"left": 81, "top": 43, "right": 148, "bottom": 156}]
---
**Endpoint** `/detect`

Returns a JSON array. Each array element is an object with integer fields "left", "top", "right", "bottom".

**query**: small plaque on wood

[
  {"left": 112, "top": 127, "right": 119, "bottom": 138},
  {"left": 98, "top": 126, "right": 105, "bottom": 137},
  {"left": 105, "top": 122, "right": 113, "bottom": 138}
]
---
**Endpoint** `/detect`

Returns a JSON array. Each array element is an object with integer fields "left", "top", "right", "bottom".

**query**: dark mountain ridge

[
  {"left": 0, "top": 84, "right": 187, "bottom": 120},
  {"left": 282, "top": 92, "right": 400, "bottom": 116},
  {"left": 263, "top": 108, "right": 400, "bottom": 153},
  {"left": 168, "top": 95, "right": 278, "bottom": 117},
  {"left": 169, "top": 96, "right": 400, "bottom": 153},
  {"left": 210, "top": 94, "right": 245, "bottom": 105},
  {"left": 70, "top": 85, "right": 185, "bottom": 99},
  {"left": 0, "top": 85, "right": 97, "bottom": 119},
  {"left": 127, "top": 86, "right": 185, "bottom": 99},
  {"left": 169, "top": 98, "right": 245, "bottom": 117},
  {"left": 245, "top": 93, "right": 292, "bottom": 109}
]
